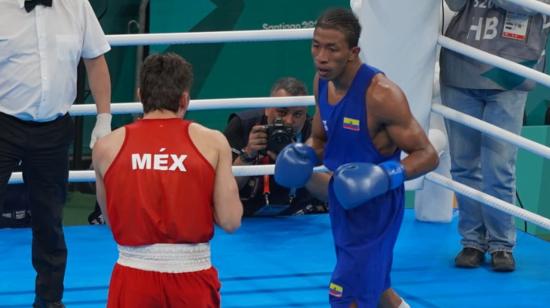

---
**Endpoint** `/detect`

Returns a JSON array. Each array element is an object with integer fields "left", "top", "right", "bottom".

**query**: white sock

[{"left": 399, "top": 297, "right": 410, "bottom": 308}]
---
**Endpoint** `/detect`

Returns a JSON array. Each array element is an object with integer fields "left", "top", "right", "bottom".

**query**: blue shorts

[{"left": 327, "top": 180, "right": 404, "bottom": 308}]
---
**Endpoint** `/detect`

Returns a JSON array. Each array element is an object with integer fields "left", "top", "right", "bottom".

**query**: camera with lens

[{"left": 265, "top": 118, "right": 294, "bottom": 154}]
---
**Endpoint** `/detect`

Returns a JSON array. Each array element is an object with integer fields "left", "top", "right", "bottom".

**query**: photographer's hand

[
  {"left": 233, "top": 125, "right": 268, "bottom": 190},
  {"left": 243, "top": 125, "right": 268, "bottom": 159}
]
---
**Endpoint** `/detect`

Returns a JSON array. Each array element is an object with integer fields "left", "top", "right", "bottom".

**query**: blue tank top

[
  {"left": 318, "top": 64, "right": 401, "bottom": 168},
  {"left": 318, "top": 65, "right": 405, "bottom": 305}
]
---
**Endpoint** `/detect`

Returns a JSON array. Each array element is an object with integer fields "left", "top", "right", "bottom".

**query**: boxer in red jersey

[{"left": 92, "top": 53, "right": 243, "bottom": 308}]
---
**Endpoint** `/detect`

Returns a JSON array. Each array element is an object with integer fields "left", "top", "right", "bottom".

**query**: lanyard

[{"left": 261, "top": 156, "right": 296, "bottom": 205}]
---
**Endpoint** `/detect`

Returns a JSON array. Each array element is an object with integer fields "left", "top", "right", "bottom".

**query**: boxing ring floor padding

[{"left": 1, "top": 210, "right": 549, "bottom": 308}]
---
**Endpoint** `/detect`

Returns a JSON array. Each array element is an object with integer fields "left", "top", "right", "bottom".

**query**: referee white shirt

[{"left": 0, "top": 0, "right": 111, "bottom": 122}]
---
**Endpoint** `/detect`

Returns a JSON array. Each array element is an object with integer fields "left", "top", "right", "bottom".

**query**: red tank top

[{"left": 104, "top": 118, "right": 215, "bottom": 245}]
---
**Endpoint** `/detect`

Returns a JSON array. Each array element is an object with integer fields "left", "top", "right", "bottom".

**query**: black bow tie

[{"left": 25, "top": 0, "right": 52, "bottom": 13}]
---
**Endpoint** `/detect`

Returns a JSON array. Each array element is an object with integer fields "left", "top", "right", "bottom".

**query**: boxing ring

[
  {"left": 1, "top": 211, "right": 549, "bottom": 307},
  {"left": 2, "top": 0, "right": 550, "bottom": 306}
]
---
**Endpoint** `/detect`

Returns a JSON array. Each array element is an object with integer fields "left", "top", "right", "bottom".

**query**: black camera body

[{"left": 265, "top": 118, "right": 294, "bottom": 154}]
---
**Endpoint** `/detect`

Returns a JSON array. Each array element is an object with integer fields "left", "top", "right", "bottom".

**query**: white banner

[
  {"left": 351, "top": 0, "right": 439, "bottom": 131},
  {"left": 351, "top": 0, "right": 440, "bottom": 190}
]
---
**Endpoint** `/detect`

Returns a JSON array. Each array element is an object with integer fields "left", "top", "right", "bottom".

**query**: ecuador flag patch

[
  {"left": 343, "top": 117, "right": 360, "bottom": 131},
  {"left": 329, "top": 282, "right": 343, "bottom": 297}
]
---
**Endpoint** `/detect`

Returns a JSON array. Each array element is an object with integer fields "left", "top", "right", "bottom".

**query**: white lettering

[
  {"left": 169, "top": 154, "right": 187, "bottom": 171},
  {"left": 132, "top": 153, "right": 151, "bottom": 170},
  {"left": 153, "top": 154, "right": 169, "bottom": 170},
  {"left": 469, "top": 17, "right": 499, "bottom": 41},
  {"left": 262, "top": 20, "right": 315, "bottom": 30},
  {"left": 473, "top": 0, "right": 492, "bottom": 8},
  {"left": 469, "top": 17, "right": 484, "bottom": 40},
  {"left": 484, "top": 17, "right": 498, "bottom": 39},
  {"left": 131, "top": 153, "right": 188, "bottom": 172}
]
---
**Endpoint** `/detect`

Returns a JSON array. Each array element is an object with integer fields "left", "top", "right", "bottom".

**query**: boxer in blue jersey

[{"left": 274, "top": 8, "right": 439, "bottom": 308}]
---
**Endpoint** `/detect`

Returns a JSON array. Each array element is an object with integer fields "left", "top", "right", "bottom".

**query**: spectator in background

[
  {"left": 0, "top": 0, "right": 112, "bottom": 306},
  {"left": 224, "top": 77, "right": 327, "bottom": 216},
  {"left": 440, "top": 0, "right": 550, "bottom": 272}
]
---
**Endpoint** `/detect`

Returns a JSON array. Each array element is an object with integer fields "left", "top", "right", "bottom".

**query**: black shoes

[
  {"left": 455, "top": 248, "right": 516, "bottom": 272},
  {"left": 491, "top": 251, "right": 516, "bottom": 272},
  {"left": 455, "top": 247, "right": 485, "bottom": 268}
]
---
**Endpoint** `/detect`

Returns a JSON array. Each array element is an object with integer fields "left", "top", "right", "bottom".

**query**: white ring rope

[
  {"left": 72, "top": 94, "right": 550, "bottom": 165},
  {"left": 426, "top": 172, "right": 550, "bottom": 231},
  {"left": 10, "top": 166, "right": 550, "bottom": 231},
  {"left": 438, "top": 35, "right": 550, "bottom": 88},
  {"left": 72, "top": 95, "right": 550, "bottom": 164},
  {"left": 70, "top": 96, "right": 315, "bottom": 116},
  {"left": 107, "top": 28, "right": 314, "bottom": 47},
  {"left": 7, "top": 165, "right": 329, "bottom": 184},
  {"left": 432, "top": 104, "right": 550, "bottom": 160}
]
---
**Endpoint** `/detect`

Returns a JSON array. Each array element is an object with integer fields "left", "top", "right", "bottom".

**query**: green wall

[
  {"left": 149, "top": 0, "right": 348, "bottom": 130},
  {"left": 525, "top": 39, "right": 550, "bottom": 126},
  {"left": 516, "top": 126, "right": 550, "bottom": 239}
]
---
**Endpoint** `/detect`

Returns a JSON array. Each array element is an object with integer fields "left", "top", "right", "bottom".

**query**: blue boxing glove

[
  {"left": 274, "top": 143, "right": 319, "bottom": 188},
  {"left": 333, "top": 160, "right": 405, "bottom": 210}
]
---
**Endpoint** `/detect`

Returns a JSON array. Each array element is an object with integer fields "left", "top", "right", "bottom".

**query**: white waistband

[{"left": 117, "top": 243, "right": 211, "bottom": 273}]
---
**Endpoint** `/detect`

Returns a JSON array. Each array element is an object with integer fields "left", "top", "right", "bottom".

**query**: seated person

[{"left": 223, "top": 77, "right": 327, "bottom": 216}]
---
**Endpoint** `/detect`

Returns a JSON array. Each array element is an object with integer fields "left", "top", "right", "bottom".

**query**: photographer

[{"left": 224, "top": 77, "right": 327, "bottom": 216}]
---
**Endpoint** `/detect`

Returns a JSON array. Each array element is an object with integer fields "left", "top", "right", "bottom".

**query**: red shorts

[{"left": 107, "top": 263, "right": 221, "bottom": 308}]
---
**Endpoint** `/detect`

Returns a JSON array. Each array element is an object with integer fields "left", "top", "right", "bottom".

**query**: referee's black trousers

[{"left": 0, "top": 112, "right": 74, "bottom": 302}]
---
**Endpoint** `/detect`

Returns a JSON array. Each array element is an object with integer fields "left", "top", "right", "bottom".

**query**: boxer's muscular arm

[
  {"left": 304, "top": 74, "right": 331, "bottom": 201},
  {"left": 212, "top": 130, "right": 243, "bottom": 233},
  {"left": 367, "top": 74, "right": 438, "bottom": 179},
  {"left": 92, "top": 127, "right": 126, "bottom": 227},
  {"left": 333, "top": 76, "right": 439, "bottom": 209},
  {"left": 308, "top": 73, "right": 327, "bottom": 160}
]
